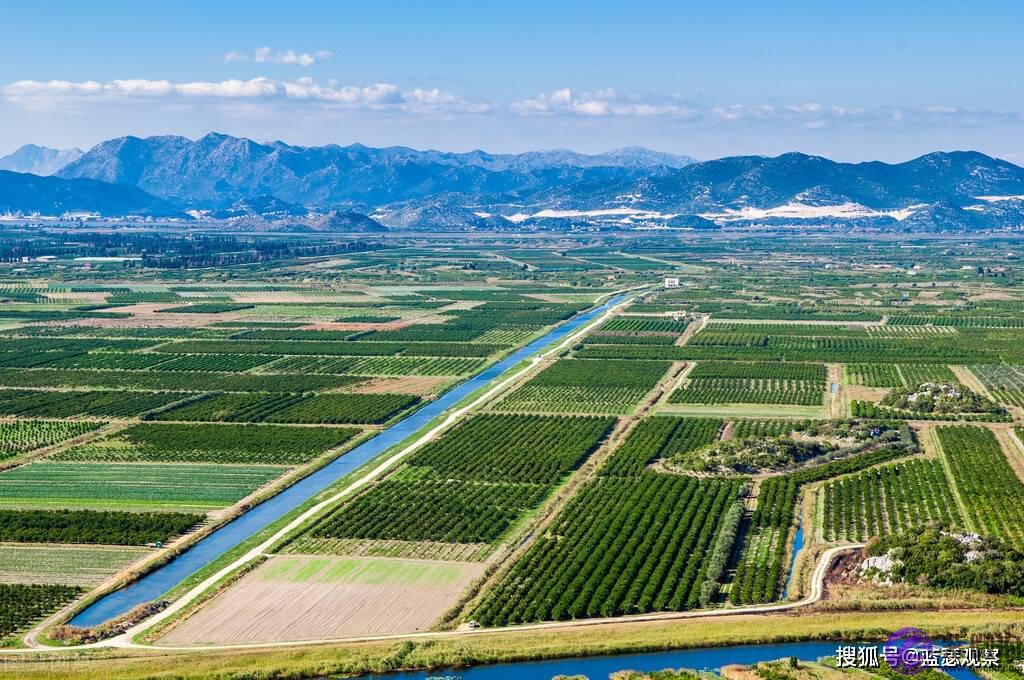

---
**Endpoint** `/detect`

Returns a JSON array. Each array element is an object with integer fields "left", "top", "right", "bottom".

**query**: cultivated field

[
  {"left": 0, "top": 544, "right": 152, "bottom": 586},
  {"left": 4, "top": 234, "right": 1024, "bottom": 657},
  {"left": 160, "top": 555, "right": 485, "bottom": 644}
]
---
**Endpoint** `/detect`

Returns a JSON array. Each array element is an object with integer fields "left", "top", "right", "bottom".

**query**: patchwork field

[
  {"left": 159, "top": 555, "right": 485, "bottom": 644},
  {"left": 288, "top": 414, "right": 614, "bottom": 554},
  {"left": 0, "top": 277, "right": 611, "bottom": 640},
  {"left": 5, "top": 236, "right": 1024, "bottom": 656}
]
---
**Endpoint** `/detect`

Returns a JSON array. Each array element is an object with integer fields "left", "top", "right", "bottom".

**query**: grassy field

[
  {"left": 3, "top": 609, "right": 1022, "bottom": 679},
  {"left": 0, "top": 544, "right": 152, "bottom": 586},
  {"left": 0, "top": 462, "right": 287, "bottom": 512},
  {"left": 3, "top": 236, "right": 1024, "bottom": 665}
]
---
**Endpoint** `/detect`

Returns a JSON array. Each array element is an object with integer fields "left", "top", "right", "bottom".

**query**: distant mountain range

[
  {"left": 0, "top": 144, "right": 83, "bottom": 176},
  {"left": 0, "top": 170, "right": 166, "bottom": 216},
  {"left": 2, "top": 132, "right": 1023, "bottom": 231}
]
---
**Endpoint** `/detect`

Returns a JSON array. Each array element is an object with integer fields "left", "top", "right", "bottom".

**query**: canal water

[
  {"left": 71, "top": 293, "right": 629, "bottom": 626},
  {"left": 781, "top": 520, "right": 804, "bottom": 599},
  {"left": 356, "top": 640, "right": 979, "bottom": 679}
]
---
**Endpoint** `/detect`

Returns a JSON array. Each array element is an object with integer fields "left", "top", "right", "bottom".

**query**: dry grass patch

[
  {"left": 350, "top": 376, "right": 453, "bottom": 396},
  {"left": 844, "top": 385, "right": 890, "bottom": 402}
]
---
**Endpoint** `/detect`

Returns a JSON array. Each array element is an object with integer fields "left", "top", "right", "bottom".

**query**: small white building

[{"left": 664, "top": 277, "right": 680, "bottom": 288}]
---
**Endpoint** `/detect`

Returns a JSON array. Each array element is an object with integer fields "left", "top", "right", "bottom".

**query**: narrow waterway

[
  {"left": 356, "top": 640, "right": 978, "bottom": 679},
  {"left": 71, "top": 293, "right": 629, "bottom": 627},
  {"left": 782, "top": 518, "right": 804, "bottom": 599}
]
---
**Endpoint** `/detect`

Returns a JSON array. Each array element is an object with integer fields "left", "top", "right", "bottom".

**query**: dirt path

[
  {"left": 827, "top": 364, "right": 844, "bottom": 418},
  {"left": 676, "top": 315, "right": 708, "bottom": 345},
  {"left": 951, "top": 365, "right": 991, "bottom": 398},
  {"left": 915, "top": 424, "right": 937, "bottom": 458},
  {"left": 720, "top": 420, "right": 736, "bottom": 442},
  {"left": 643, "top": 361, "right": 689, "bottom": 412},
  {"left": 993, "top": 427, "right": 1024, "bottom": 486},
  {"left": 11, "top": 543, "right": 858, "bottom": 654},
  {"left": 703, "top": 318, "right": 886, "bottom": 327}
]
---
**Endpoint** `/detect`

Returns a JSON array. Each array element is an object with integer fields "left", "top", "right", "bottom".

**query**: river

[
  {"left": 356, "top": 640, "right": 980, "bottom": 679},
  {"left": 71, "top": 293, "right": 630, "bottom": 627}
]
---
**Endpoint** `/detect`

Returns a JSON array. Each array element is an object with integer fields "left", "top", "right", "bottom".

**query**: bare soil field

[
  {"left": 73, "top": 303, "right": 248, "bottom": 328},
  {"left": 993, "top": 427, "right": 1024, "bottom": 485},
  {"left": 844, "top": 385, "right": 890, "bottom": 402},
  {"left": 950, "top": 365, "right": 991, "bottom": 398},
  {"left": 230, "top": 292, "right": 314, "bottom": 304},
  {"left": 159, "top": 555, "right": 485, "bottom": 645},
  {"left": 43, "top": 292, "right": 108, "bottom": 303},
  {"left": 969, "top": 291, "right": 1016, "bottom": 302},
  {"left": 350, "top": 376, "right": 453, "bottom": 396}
]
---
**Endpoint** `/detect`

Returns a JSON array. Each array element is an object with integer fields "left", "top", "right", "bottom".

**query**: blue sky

[{"left": 2, "top": 0, "right": 1023, "bottom": 162}]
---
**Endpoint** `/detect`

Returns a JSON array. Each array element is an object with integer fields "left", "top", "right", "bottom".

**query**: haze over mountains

[
  {"left": 1, "top": 133, "right": 1024, "bottom": 231},
  {"left": 0, "top": 144, "right": 83, "bottom": 176}
]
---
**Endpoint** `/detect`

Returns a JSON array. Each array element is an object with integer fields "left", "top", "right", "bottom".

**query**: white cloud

[
  {"left": 511, "top": 88, "right": 698, "bottom": 118},
  {"left": 223, "top": 47, "right": 332, "bottom": 66},
  {"left": 2, "top": 77, "right": 483, "bottom": 115},
  {"left": 508, "top": 89, "right": 1024, "bottom": 128},
  {"left": 4, "top": 76, "right": 1022, "bottom": 129}
]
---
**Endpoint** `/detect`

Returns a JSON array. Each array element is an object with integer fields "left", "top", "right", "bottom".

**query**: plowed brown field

[{"left": 159, "top": 555, "right": 484, "bottom": 645}]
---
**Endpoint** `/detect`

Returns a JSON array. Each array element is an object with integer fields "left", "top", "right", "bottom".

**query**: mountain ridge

[
  {"left": 58, "top": 133, "right": 695, "bottom": 207},
  {"left": 0, "top": 145, "right": 83, "bottom": 176},
  {"left": 2, "top": 133, "right": 1022, "bottom": 230}
]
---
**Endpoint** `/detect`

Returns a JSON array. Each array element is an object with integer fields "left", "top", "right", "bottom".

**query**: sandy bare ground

[
  {"left": 676, "top": 315, "right": 707, "bottom": 346},
  {"left": 969, "top": 291, "right": 1017, "bottom": 302},
  {"left": 236, "top": 293, "right": 382, "bottom": 304},
  {"left": 844, "top": 385, "right": 890, "bottom": 402},
  {"left": 350, "top": 376, "right": 452, "bottom": 396},
  {"left": 993, "top": 427, "right": 1024, "bottom": 486},
  {"left": 230, "top": 292, "right": 315, "bottom": 304},
  {"left": 44, "top": 292, "right": 108, "bottom": 303},
  {"left": 159, "top": 555, "right": 485, "bottom": 645},
  {"left": 950, "top": 366, "right": 991, "bottom": 398},
  {"left": 827, "top": 364, "right": 844, "bottom": 417}
]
